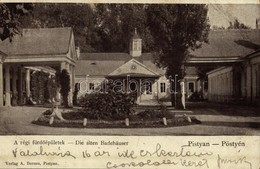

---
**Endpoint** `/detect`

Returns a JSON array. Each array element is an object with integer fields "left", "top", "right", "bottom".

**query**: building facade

[
  {"left": 1, "top": 27, "right": 259, "bottom": 107},
  {"left": 187, "top": 29, "right": 260, "bottom": 105},
  {"left": 74, "top": 31, "right": 172, "bottom": 105},
  {"left": 207, "top": 50, "right": 260, "bottom": 105},
  {"left": 0, "top": 28, "right": 78, "bottom": 107}
]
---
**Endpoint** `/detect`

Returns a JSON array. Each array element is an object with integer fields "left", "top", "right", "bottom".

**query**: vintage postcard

[{"left": 0, "top": 0, "right": 259, "bottom": 168}]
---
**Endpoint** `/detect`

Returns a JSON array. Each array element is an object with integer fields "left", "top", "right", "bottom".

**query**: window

[
  {"left": 130, "top": 82, "right": 137, "bottom": 92},
  {"left": 133, "top": 41, "right": 138, "bottom": 50},
  {"left": 142, "top": 81, "right": 152, "bottom": 94},
  {"left": 89, "top": 83, "right": 94, "bottom": 90},
  {"left": 160, "top": 83, "right": 166, "bottom": 93},
  {"left": 138, "top": 41, "right": 141, "bottom": 50},
  {"left": 188, "top": 82, "right": 194, "bottom": 92}
]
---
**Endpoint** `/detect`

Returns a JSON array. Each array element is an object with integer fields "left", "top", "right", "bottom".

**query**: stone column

[
  {"left": 25, "top": 68, "right": 31, "bottom": 101},
  {"left": 72, "top": 65, "right": 75, "bottom": 93},
  {"left": 12, "top": 67, "right": 18, "bottom": 106},
  {"left": 126, "top": 75, "right": 129, "bottom": 93},
  {"left": 139, "top": 79, "right": 142, "bottom": 103},
  {"left": 18, "top": 67, "right": 23, "bottom": 105},
  {"left": 156, "top": 80, "right": 159, "bottom": 102},
  {"left": 0, "top": 63, "right": 3, "bottom": 107},
  {"left": 5, "top": 64, "right": 11, "bottom": 106}
]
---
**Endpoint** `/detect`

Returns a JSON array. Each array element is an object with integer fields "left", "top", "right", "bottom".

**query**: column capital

[
  {"left": 0, "top": 58, "right": 4, "bottom": 64},
  {"left": 60, "top": 61, "right": 68, "bottom": 71}
]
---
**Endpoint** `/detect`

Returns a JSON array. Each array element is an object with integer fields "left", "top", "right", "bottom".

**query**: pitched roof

[
  {"left": 0, "top": 27, "right": 73, "bottom": 56},
  {"left": 185, "top": 67, "right": 198, "bottom": 76},
  {"left": 75, "top": 53, "right": 165, "bottom": 76},
  {"left": 108, "top": 59, "right": 160, "bottom": 77},
  {"left": 190, "top": 29, "right": 260, "bottom": 58},
  {"left": 245, "top": 49, "right": 260, "bottom": 59},
  {"left": 79, "top": 53, "right": 132, "bottom": 61},
  {"left": 0, "top": 50, "right": 7, "bottom": 57}
]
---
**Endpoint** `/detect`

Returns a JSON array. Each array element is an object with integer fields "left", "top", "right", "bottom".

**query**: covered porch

[
  {"left": 0, "top": 27, "right": 78, "bottom": 108},
  {"left": 1, "top": 57, "right": 75, "bottom": 107}
]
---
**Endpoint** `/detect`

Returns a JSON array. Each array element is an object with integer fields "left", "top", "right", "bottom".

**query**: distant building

[
  {"left": 1, "top": 26, "right": 259, "bottom": 108},
  {"left": 74, "top": 31, "right": 171, "bottom": 105},
  {"left": 186, "top": 29, "right": 260, "bottom": 105}
]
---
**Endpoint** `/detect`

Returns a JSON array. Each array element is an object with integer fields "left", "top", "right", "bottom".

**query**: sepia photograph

[
  {"left": 0, "top": 2, "right": 259, "bottom": 136},
  {"left": 0, "top": 1, "right": 260, "bottom": 169}
]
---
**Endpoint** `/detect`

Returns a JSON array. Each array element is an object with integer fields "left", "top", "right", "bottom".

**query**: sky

[{"left": 208, "top": 4, "right": 260, "bottom": 29}]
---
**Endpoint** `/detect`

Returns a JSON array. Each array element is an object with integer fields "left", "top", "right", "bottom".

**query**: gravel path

[{"left": 0, "top": 103, "right": 259, "bottom": 135}]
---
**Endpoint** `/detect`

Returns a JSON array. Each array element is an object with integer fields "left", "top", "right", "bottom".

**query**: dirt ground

[{"left": 0, "top": 102, "right": 259, "bottom": 135}]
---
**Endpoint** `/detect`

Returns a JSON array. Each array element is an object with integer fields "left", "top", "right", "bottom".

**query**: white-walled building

[
  {"left": 187, "top": 29, "right": 260, "bottom": 105},
  {"left": 1, "top": 27, "right": 259, "bottom": 107},
  {"left": 207, "top": 50, "right": 260, "bottom": 105},
  {"left": 0, "top": 28, "right": 77, "bottom": 107},
  {"left": 74, "top": 31, "right": 171, "bottom": 105}
]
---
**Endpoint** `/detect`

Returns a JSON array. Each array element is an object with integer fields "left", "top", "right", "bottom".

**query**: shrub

[
  {"left": 31, "top": 71, "right": 59, "bottom": 104},
  {"left": 47, "top": 76, "right": 58, "bottom": 102},
  {"left": 31, "top": 71, "right": 48, "bottom": 104},
  {"left": 31, "top": 72, "right": 40, "bottom": 103},
  {"left": 78, "top": 90, "right": 136, "bottom": 120},
  {"left": 188, "top": 91, "right": 203, "bottom": 102},
  {"left": 135, "top": 106, "right": 173, "bottom": 121},
  {"left": 59, "top": 69, "right": 70, "bottom": 107},
  {"left": 73, "top": 83, "right": 79, "bottom": 105}
]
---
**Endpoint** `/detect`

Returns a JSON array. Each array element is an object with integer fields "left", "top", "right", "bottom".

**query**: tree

[
  {"left": 146, "top": 4, "right": 210, "bottom": 106},
  {"left": 19, "top": 3, "right": 96, "bottom": 52},
  {"left": 0, "top": 3, "right": 33, "bottom": 41},
  {"left": 93, "top": 4, "right": 154, "bottom": 52},
  {"left": 212, "top": 25, "right": 225, "bottom": 30},
  {"left": 59, "top": 69, "right": 70, "bottom": 107},
  {"left": 228, "top": 18, "right": 250, "bottom": 29}
]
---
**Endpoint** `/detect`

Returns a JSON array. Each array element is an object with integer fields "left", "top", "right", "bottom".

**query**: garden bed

[{"left": 32, "top": 110, "right": 201, "bottom": 128}]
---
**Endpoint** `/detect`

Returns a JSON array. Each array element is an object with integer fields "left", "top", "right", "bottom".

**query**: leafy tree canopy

[
  {"left": 146, "top": 4, "right": 210, "bottom": 78},
  {"left": 0, "top": 3, "right": 33, "bottom": 41},
  {"left": 93, "top": 4, "right": 154, "bottom": 52},
  {"left": 19, "top": 3, "right": 96, "bottom": 52}
]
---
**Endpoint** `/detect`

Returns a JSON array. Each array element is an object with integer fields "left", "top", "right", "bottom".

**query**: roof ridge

[
  {"left": 81, "top": 52, "right": 153, "bottom": 54},
  {"left": 22, "top": 27, "right": 72, "bottom": 30},
  {"left": 22, "top": 27, "right": 72, "bottom": 33},
  {"left": 210, "top": 29, "right": 260, "bottom": 32},
  {"left": 81, "top": 52, "right": 129, "bottom": 54}
]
